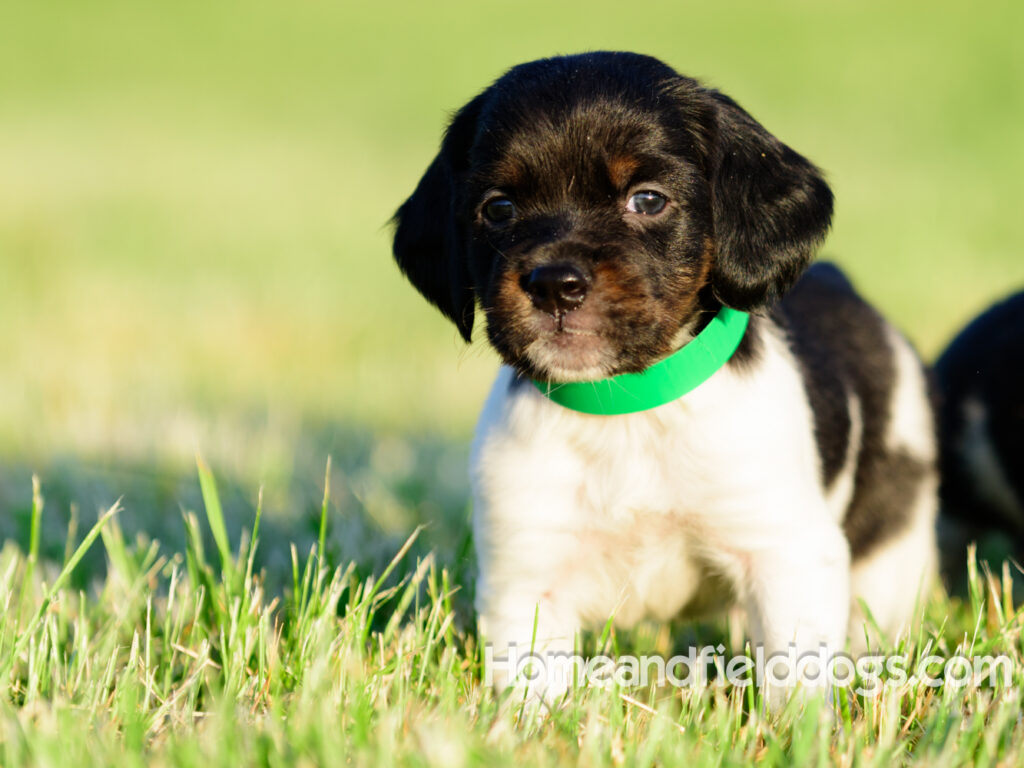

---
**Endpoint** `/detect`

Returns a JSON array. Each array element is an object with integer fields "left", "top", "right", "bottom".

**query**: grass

[
  {"left": 3, "top": 0, "right": 1024, "bottom": 764},
  {"left": 1, "top": 464, "right": 1023, "bottom": 767}
]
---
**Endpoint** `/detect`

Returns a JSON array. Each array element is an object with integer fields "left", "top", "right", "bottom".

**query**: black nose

[{"left": 521, "top": 265, "right": 588, "bottom": 316}]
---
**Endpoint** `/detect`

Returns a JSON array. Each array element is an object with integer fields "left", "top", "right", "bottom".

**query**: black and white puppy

[
  {"left": 392, "top": 52, "right": 937, "bottom": 703},
  {"left": 936, "top": 291, "right": 1024, "bottom": 568}
]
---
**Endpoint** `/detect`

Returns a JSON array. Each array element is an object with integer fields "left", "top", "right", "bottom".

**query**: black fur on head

[{"left": 392, "top": 52, "right": 833, "bottom": 380}]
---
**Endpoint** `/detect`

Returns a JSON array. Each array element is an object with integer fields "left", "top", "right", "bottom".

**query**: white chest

[{"left": 470, "top": 329, "right": 827, "bottom": 630}]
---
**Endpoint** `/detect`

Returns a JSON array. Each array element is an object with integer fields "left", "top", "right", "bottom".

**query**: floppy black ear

[
  {"left": 391, "top": 96, "right": 485, "bottom": 342},
  {"left": 705, "top": 91, "right": 834, "bottom": 310}
]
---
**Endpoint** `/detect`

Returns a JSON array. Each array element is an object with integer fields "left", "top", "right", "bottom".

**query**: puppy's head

[{"left": 392, "top": 52, "right": 833, "bottom": 382}]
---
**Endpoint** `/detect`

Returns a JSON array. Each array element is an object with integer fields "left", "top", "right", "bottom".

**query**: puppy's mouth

[
  {"left": 501, "top": 263, "right": 611, "bottom": 381},
  {"left": 522, "top": 333, "right": 611, "bottom": 382},
  {"left": 487, "top": 260, "right": 686, "bottom": 382},
  {"left": 534, "top": 311, "right": 597, "bottom": 336},
  {"left": 508, "top": 308, "right": 614, "bottom": 382}
]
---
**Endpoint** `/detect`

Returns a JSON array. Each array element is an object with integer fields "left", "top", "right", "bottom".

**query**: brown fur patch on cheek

[
  {"left": 699, "top": 235, "right": 715, "bottom": 282},
  {"left": 684, "top": 236, "right": 716, "bottom": 307},
  {"left": 590, "top": 240, "right": 717, "bottom": 355},
  {"left": 493, "top": 268, "right": 529, "bottom": 316},
  {"left": 486, "top": 267, "right": 536, "bottom": 347},
  {"left": 657, "top": 237, "right": 716, "bottom": 323},
  {"left": 591, "top": 261, "right": 655, "bottom": 321}
]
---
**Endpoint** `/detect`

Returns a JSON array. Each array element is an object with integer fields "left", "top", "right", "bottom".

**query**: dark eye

[
  {"left": 626, "top": 191, "right": 668, "bottom": 215},
  {"left": 483, "top": 197, "right": 516, "bottom": 223}
]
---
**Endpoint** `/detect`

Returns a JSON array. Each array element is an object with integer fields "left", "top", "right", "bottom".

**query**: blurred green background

[{"left": 1, "top": 0, "right": 1022, "bottom": 561}]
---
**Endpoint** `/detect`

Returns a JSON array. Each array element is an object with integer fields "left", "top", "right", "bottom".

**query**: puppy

[
  {"left": 936, "top": 290, "right": 1024, "bottom": 579},
  {"left": 392, "top": 52, "right": 937, "bottom": 705}
]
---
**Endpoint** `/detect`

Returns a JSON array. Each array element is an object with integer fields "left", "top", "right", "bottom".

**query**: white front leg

[
  {"left": 742, "top": 521, "right": 851, "bottom": 711},
  {"left": 471, "top": 400, "right": 590, "bottom": 706},
  {"left": 478, "top": 584, "right": 581, "bottom": 705}
]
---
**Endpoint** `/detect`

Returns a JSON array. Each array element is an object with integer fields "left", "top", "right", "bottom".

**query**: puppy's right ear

[{"left": 391, "top": 95, "right": 485, "bottom": 342}]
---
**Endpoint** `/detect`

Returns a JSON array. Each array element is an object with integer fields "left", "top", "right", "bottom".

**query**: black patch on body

[
  {"left": 779, "top": 263, "right": 932, "bottom": 559},
  {"left": 935, "top": 290, "right": 1024, "bottom": 532}
]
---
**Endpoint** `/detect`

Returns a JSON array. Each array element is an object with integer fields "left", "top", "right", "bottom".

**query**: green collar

[{"left": 531, "top": 307, "right": 750, "bottom": 415}]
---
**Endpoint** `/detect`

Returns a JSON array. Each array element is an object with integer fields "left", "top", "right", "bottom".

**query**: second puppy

[{"left": 936, "top": 290, "right": 1024, "bottom": 583}]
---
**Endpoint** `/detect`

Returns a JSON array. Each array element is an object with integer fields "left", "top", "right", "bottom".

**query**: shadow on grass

[{"left": 0, "top": 422, "right": 477, "bottom": 614}]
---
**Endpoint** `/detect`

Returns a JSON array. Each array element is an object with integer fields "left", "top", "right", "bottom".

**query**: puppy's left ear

[
  {"left": 704, "top": 91, "right": 834, "bottom": 310},
  {"left": 391, "top": 95, "right": 485, "bottom": 342}
]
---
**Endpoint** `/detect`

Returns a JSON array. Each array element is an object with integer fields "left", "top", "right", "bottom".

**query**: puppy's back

[{"left": 777, "top": 263, "right": 937, "bottom": 561}]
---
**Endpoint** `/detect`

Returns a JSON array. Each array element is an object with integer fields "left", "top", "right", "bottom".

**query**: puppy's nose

[{"left": 522, "top": 265, "right": 588, "bottom": 315}]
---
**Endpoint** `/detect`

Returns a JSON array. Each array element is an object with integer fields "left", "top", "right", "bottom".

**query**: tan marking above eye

[
  {"left": 606, "top": 155, "right": 641, "bottom": 188},
  {"left": 492, "top": 157, "right": 527, "bottom": 187}
]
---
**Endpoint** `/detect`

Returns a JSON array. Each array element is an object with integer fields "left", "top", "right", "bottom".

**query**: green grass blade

[
  {"left": 5, "top": 501, "right": 120, "bottom": 678},
  {"left": 196, "top": 455, "right": 235, "bottom": 586},
  {"left": 18, "top": 475, "right": 44, "bottom": 615},
  {"left": 319, "top": 455, "right": 331, "bottom": 567}
]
